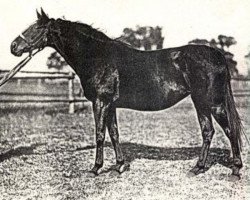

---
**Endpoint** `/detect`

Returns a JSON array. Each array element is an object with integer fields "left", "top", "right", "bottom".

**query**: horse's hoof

[
  {"left": 188, "top": 166, "right": 206, "bottom": 176},
  {"left": 228, "top": 174, "right": 241, "bottom": 182},
  {"left": 86, "top": 171, "right": 97, "bottom": 178},
  {"left": 109, "top": 170, "right": 120, "bottom": 177},
  {"left": 115, "top": 163, "right": 130, "bottom": 174},
  {"left": 86, "top": 167, "right": 101, "bottom": 177},
  {"left": 187, "top": 171, "right": 196, "bottom": 178}
]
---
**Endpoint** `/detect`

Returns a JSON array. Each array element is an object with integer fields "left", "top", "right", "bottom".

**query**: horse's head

[{"left": 11, "top": 8, "right": 52, "bottom": 57}]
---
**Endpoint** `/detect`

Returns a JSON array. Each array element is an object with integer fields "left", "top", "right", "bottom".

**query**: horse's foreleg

[
  {"left": 90, "top": 98, "right": 110, "bottom": 175},
  {"left": 190, "top": 105, "right": 214, "bottom": 175},
  {"left": 107, "top": 105, "right": 129, "bottom": 173}
]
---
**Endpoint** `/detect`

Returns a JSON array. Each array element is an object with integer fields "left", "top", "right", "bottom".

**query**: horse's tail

[{"left": 225, "top": 79, "right": 246, "bottom": 151}]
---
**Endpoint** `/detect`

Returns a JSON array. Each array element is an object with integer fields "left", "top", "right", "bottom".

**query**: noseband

[{"left": 19, "top": 21, "right": 52, "bottom": 54}]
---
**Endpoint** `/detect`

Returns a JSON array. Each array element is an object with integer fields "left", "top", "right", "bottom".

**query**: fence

[
  {"left": 0, "top": 70, "right": 86, "bottom": 113},
  {"left": 231, "top": 78, "right": 250, "bottom": 97},
  {"left": 0, "top": 70, "right": 249, "bottom": 113}
]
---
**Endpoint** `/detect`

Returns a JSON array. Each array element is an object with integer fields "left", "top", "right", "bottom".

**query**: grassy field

[
  {"left": 0, "top": 79, "right": 250, "bottom": 200},
  {"left": 0, "top": 91, "right": 249, "bottom": 199}
]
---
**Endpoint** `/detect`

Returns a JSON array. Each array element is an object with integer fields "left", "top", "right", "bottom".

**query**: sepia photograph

[{"left": 0, "top": 0, "right": 249, "bottom": 199}]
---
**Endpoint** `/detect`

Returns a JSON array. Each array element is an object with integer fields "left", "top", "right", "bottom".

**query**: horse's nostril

[{"left": 11, "top": 42, "right": 17, "bottom": 50}]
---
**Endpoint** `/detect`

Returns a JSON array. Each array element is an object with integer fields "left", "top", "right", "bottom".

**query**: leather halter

[{"left": 19, "top": 21, "right": 52, "bottom": 54}]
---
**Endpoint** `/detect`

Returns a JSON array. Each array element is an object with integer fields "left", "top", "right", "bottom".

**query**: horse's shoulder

[{"left": 85, "top": 62, "right": 120, "bottom": 102}]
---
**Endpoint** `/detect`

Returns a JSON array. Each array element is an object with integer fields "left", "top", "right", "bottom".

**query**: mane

[
  {"left": 56, "top": 18, "right": 111, "bottom": 42},
  {"left": 55, "top": 18, "right": 134, "bottom": 48}
]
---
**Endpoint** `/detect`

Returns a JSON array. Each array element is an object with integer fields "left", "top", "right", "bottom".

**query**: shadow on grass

[
  {"left": 0, "top": 143, "right": 45, "bottom": 162},
  {"left": 0, "top": 103, "right": 90, "bottom": 115},
  {"left": 0, "top": 141, "right": 232, "bottom": 170},
  {"left": 105, "top": 142, "right": 232, "bottom": 170},
  {"left": 78, "top": 142, "right": 232, "bottom": 170}
]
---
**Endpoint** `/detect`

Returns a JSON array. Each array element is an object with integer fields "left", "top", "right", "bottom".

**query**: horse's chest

[{"left": 81, "top": 65, "right": 119, "bottom": 102}]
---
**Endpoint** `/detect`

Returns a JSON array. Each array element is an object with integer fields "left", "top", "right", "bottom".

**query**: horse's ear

[
  {"left": 39, "top": 7, "right": 49, "bottom": 23},
  {"left": 36, "top": 9, "right": 41, "bottom": 19}
]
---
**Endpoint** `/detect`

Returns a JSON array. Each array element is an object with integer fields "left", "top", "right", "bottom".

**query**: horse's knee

[
  {"left": 111, "top": 133, "right": 119, "bottom": 141},
  {"left": 108, "top": 124, "right": 119, "bottom": 141},
  {"left": 202, "top": 129, "right": 215, "bottom": 144},
  {"left": 96, "top": 132, "right": 105, "bottom": 144}
]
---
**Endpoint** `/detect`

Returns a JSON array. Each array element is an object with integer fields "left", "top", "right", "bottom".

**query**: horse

[{"left": 10, "top": 8, "right": 244, "bottom": 179}]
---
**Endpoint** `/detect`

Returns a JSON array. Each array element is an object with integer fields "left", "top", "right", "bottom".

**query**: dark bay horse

[{"left": 10, "top": 9, "right": 244, "bottom": 178}]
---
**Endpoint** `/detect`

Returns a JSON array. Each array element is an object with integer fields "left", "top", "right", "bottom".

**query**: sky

[{"left": 0, "top": 0, "right": 250, "bottom": 74}]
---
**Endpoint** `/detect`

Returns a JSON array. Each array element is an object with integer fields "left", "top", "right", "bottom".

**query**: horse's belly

[{"left": 116, "top": 82, "right": 190, "bottom": 111}]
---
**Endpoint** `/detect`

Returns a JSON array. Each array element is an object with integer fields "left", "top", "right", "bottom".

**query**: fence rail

[
  {"left": 0, "top": 70, "right": 249, "bottom": 113},
  {"left": 0, "top": 70, "right": 87, "bottom": 113}
]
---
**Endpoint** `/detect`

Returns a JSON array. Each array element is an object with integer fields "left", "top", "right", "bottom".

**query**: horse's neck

[{"left": 50, "top": 24, "right": 114, "bottom": 84}]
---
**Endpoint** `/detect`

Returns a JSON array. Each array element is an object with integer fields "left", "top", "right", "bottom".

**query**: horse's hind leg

[
  {"left": 107, "top": 105, "right": 129, "bottom": 173},
  {"left": 212, "top": 104, "right": 242, "bottom": 178},
  {"left": 190, "top": 101, "right": 215, "bottom": 175}
]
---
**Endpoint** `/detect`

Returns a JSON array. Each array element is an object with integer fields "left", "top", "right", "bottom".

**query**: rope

[{"left": 0, "top": 49, "right": 42, "bottom": 87}]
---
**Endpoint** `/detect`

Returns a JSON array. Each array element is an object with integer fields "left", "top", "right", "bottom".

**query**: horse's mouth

[
  {"left": 11, "top": 50, "right": 23, "bottom": 57},
  {"left": 12, "top": 48, "right": 34, "bottom": 57},
  {"left": 16, "top": 51, "right": 23, "bottom": 57}
]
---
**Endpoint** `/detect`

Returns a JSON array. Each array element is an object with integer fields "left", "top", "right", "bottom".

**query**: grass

[{"left": 0, "top": 96, "right": 249, "bottom": 200}]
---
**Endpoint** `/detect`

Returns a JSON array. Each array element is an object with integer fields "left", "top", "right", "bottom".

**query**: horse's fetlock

[
  {"left": 95, "top": 162, "right": 103, "bottom": 168},
  {"left": 117, "top": 160, "right": 125, "bottom": 166},
  {"left": 233, "top": 158, "right": 243, "bottom": 168},
  {"left": 196, "top": 162, "right": 205, "bottom": 168}
]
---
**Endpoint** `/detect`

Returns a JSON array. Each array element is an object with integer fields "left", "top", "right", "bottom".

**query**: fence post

[
  {"left": 17, "top": 79, "right": 21, "bottom": 86},
  {"left": 68, "top": 72, "right": 75, "bottom": 114},
  {"left": 37, "top": 78, "right": 42, "bottom": 87}
]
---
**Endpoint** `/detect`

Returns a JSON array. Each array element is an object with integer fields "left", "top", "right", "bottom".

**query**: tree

[
  {"left": 119, "top": 26, "right": 164, "bottom": 50},
  {"left": 121, "top": 28, "right": 141, "bottom": 49},
  {"left": 47, "top": 51, "right": 68, "bottom": 71},
  {"left": 188, "top": 35, "right": 239, "bottom": 77},
  {"left": 224, "top": 52, "right": 238, "bottom": 77},
  {"left": 209, "top": 39, "right": 218, "bottom": 49},
  {"left": 218, "top": 35, "right": 237, "bottom": 50}
]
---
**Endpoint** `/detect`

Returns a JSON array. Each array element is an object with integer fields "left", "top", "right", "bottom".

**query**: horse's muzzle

[
  {"left": 11, "top": 50, "right": 23, "bottom": 57},
  {"left": 11, "top": 42, "right": 23, "bottom": 57}
]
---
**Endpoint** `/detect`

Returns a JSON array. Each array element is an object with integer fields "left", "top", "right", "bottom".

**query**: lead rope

[
  {"left": 0, "top": 48, "right": 43, "bottom": 87},
  {"left": 0, "top": 22, "right": 49, "bottom": 88}
]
